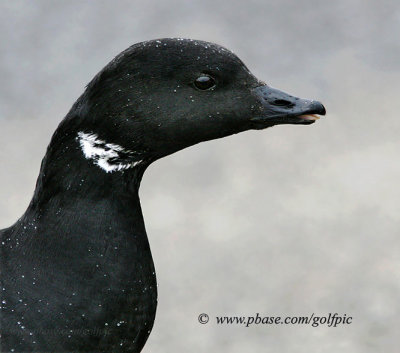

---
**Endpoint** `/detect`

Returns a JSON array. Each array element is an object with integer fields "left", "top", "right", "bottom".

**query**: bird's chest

[{"left": 1, "top": 238, "right": 158, "bottom": 351}]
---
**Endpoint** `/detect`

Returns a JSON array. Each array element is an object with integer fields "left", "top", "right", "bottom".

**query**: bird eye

[{"left": 194, "top": 75, "right": 216, "bottom": 90}]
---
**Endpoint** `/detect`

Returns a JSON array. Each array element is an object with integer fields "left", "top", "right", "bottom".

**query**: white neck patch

[{"left": 77, "top": 132, "right": 143, "bottom": 173}]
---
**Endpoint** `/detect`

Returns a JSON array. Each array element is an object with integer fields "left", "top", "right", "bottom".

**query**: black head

[{"left": 69, "top": 38, "right": 326, "bottom": 167}]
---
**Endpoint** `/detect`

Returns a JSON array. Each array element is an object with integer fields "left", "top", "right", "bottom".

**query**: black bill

[{"left": 250, "top": 85, "right": 326, "bottom": 128}]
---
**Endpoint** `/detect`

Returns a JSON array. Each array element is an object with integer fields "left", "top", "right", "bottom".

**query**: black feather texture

[{"left": 0, "top": 38, "right": 325, "bottom": 353}]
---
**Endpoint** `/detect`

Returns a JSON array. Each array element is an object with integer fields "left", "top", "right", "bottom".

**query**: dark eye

[{"left": 194, "top": 75, "right": 216, "bottom": 90}]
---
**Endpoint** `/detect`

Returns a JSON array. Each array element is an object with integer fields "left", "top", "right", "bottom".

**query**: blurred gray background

[{"left": 1, "top": 0, "right": 399, "bottom": 352}]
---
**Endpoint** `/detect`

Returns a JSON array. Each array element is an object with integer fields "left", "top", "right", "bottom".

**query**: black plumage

[{"left": 0, "top": 38, "right": 325, "bottom": 352}]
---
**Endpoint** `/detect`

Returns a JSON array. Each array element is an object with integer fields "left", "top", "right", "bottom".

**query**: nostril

[{"left": 273, "top": 99, "right": 294, "bottom": 107}]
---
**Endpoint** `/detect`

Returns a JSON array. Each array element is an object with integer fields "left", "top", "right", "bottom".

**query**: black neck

[
  {"left": 19, "top": 116, "right": 155, "bottom": 283},
  {"left": 29, "top": 116, "right": 148, "bottom": 213},
  {"left": 7, "top": 120, "right": 158, "bottom": 353}
]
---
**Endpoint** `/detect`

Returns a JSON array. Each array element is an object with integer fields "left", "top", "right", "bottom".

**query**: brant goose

[{"left": 0, "top": 38, "right": 326, "bottom": 352}]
